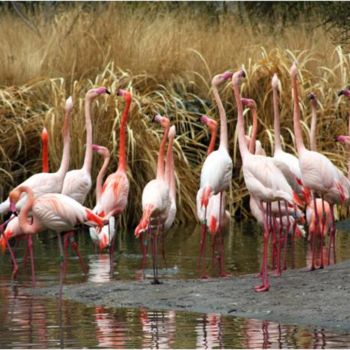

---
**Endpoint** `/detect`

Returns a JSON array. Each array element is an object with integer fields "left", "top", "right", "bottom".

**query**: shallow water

[{"left": 1, "top": 220, "right": 350, "bottom": 348}]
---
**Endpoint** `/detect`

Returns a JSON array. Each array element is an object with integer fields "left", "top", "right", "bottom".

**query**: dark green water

[{"left": 1, "top": 221, "right": 350, "bottom": 348}]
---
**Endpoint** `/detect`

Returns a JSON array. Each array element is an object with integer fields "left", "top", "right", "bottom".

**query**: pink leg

[
  {"left": 328, "top": 204, "right": 336, "bottom": 265},
  {"left": 282, "top": 201, "right": 290, "bottom": 271},
  {"left": 57, "top": 233, "right": 64, "bottom": 299},
  {"left": 198, "top": 206, "right": 208, "bottom": 279},
  {"left": 27, "top": 235, "right": 36, "bottom": 286},
  {"left": 6, "top": 240, "right": 19, "bottom": 280},
  {"left": 160, "top": 224, "right": 168, "bottom": 269},
  {"left": 62, "top": 232, "right": 70, "bottom": 278},
  {"left": 218, "top": 192, "right": 229, "bottom": 277},
  {"left": 310, "top": 194, "right": 319, "bottom": 271},
  {"left": 70, "top": 239, "right": 88, "bottom": 275},
  {"left": 151, "top": 222, "right": 162, "bottom": 285},
  {"left": 319, "top": 196, "right": 326, "bottom": 269}
]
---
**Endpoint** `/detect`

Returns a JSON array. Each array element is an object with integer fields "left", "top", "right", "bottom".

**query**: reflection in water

[{"left": 1, "top": 221, "right": 350, "bottom": 347}]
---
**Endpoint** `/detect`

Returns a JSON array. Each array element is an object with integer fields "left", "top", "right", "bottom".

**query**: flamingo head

[
  {"left": 153, "top": 114, "right": 170, "bottom": 129},
  {"left": 9, "top": 187, "right": 24, "bottom": 214},
  {"left": 41, "top": 127, "right": 48, "bottom": 143},
  {"left": 117, "top": 89, "right": 132, "bottom": 103},
  {"left": 232, "top": 69, "right": 246, "bottom": 87},
  {"left": 241, "top": 97, "right": 257, "bottom": 110},
  {"left": 92, "top": 144, "right": 110, "bottom": 158},
  {"left": 336, "top": 135, "right": 350, "bottom": 145},
  {"left": 200, "top": 115, "right": 218, "bottom": 132},
  {"left": 65, "top": 96, "right": 73, "bottom": 114},
  {"left": 338, "top": 89, "right": 350, "bottom": 99},
  {"left": 86, "top": 87, "right": 111, "bottom": 99},
  {"left": 271, "top": 74, "right": 280, "bottom": 91},
  {"left": 308, "top": 92, "right": 318, "bottom": 107},
  {"left": 290, "top": 62, "right": 298, "bottom": 79},
  {"left": 211, "top": 71, "right": 233, "bottom": 87}
]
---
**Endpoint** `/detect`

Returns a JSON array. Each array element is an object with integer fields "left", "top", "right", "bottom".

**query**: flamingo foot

[
  {"left": 308, "top": 266, "right": 316, "bottom": 272},
  {"left": 219, "top": 271, "right": 231, "bottom": 278},
  {"left": 200, "top": 274, "right": 209, "bottom": 279},
  {"left": 254, "top": 284, "right": 269, "bottom": 292},
  {"left": 272, "top": 270, "right": 281, "bottom": 277}
]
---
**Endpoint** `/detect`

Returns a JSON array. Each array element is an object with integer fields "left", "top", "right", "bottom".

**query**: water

[{"left": 1, "top": 221, "right": 350, "bottom": 348}]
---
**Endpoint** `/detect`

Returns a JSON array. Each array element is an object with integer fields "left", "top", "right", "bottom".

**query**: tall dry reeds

[{"left": 1, "top": 3, "right": 350, "bottom": 225}]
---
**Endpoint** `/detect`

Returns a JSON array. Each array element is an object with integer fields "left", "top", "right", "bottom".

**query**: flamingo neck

[
  {"left": 310, "top": 101, "right": 317, "bottom": 152},
  {"left": 42, "top": 138, "right": 49, "bottom": 173},
  {"left": 207, "top": 126, "right": 217, "bottom": 155},
  {"left": 17, "top": 187, "right": 39, "bottom": 235},
  {"left": 83, "top": 96, "right": 93, "bottom": 172},
  {"left": 249, "top": 108, "right": 258, "bottom": 154},
  {"left": 273, "top": 87, "right": 282, "bottom": 153},
  {"left": 212, "top": 85, "right": 228, "bottom": 150},
  {"left": 232, "top": 83, "right": 249, "bottom": 160},
  {"left": 96, "top": 155, "right": 110, "bottom": 202},
  {"left": 56, "top": 107, "right": 71, "bottom": 178},
  {"left": 156, "top": 124, "right": 170, "bottom": 181},
  {"left": 292, "top": 75, "right": 306, "bottom": 155},
  {"left": 117, "top": 98, "right": 131, "bottom": 173},
  {"left": 165, "top": 135, "right": 176, "bottom": 200}
]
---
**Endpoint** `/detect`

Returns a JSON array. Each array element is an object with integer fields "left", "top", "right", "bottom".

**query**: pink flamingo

[
  {"left": 92, "top": 90, "right": 132, "bottom": 255},
  {"left": 290, "top": 63, "right": 349, "bottom": 269},
  {"left": 198, "top": 71, "right": 233, "bottom": 278},
  {"left": 0, "top": 96, "right": 73, "bottom": 215},
  {"left": 89, "top": 145, "right": 115, "bottom": 251},
  {"left": 0, "top": 186, "right": 104, "bottom": 294},
  {"left": 232, "top": 69, "right": 301, "bottom": 292},
  {"left": 242, "top": 96, "right": 303, "bottom": 275},
  {"left": 196, "top": 115, "right": 230, "bottom": 277},
  {"left": 60, "top": 87, "right": 109, "bottom": 273},
  {"left": 41, "top": 127, "right": 49, "bottom": 173},
  {"left": 134, "top": 115, "right": 171, "bottom": 284}
]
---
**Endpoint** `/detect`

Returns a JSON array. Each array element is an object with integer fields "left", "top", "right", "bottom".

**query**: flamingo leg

[
  {"left": 329, "top": 204, "right": 336, "bottom": 265},
  {"left": 255, "top": 201, "right": 270, "bottom": 292},
  {"left": 151, "top": 221, "right": 162, "bottom": 285},
  {"left": 198, "top": 205, "right": 208, "bottom": 279},
  {"left": 63, "top": 232, "right": 70, "bottom": 278},
  {"left": 70, "top": 234, "right": 88, "bottom": 275},
  {"left": 310, "top": 193, "right": 319, "bottom": 271},
  {"left": 319, "top": 195, "right": 326, "bottom": 269},
  {"left": 57, "top": 233, "right": 64, "bottom": 299},
  {"left": 22, "top": 237, "right": 30, "bottom": 269},
  {"left": 275, "top": 201, "right": 283, "bottom": 276},
  {"left": 6, "top": 240, "right": 18, "bottom": 280},
  {"left": 27, "top": 235, "right": 36, "bottom": 286},
  {"left": 282, "top": 201, "right": 290, "bottom": 271},
  {"left": 218, "top": 192, "right": 229, "bottom": 277},
  {"left": 160, "top": 224, "right": 168, "bottom": 269}
]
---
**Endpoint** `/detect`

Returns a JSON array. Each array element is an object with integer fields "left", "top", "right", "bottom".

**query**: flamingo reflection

[
  {"left": 195, "top": 313, "right": 224, "bottom": 349},
  {"left": 88, "top": 254, "right": 112, "bottom": 283}
]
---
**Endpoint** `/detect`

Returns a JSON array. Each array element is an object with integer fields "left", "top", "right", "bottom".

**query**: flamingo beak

[
  {"left": 106, "top": 90, "right": 111, "bottom": 95},
  {"left": 9, "top": 202, "right": 17, "bottom": 215},
  {"left": 338, "top": 90, "right": 345, "bottom": 97}
]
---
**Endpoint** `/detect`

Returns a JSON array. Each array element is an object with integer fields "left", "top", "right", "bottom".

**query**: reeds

[{"left": 1, "top": 3, "right": 350, "bottom": 225}]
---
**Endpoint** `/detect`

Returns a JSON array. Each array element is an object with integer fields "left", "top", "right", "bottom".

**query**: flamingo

[
  {"left": 60, "top": 87, "right": 110, "bottom": 274},
  {"left": 92, "top": 89, "right": 132, "bottom": 257},
  {"left": 89, "top": 145, "right": 116, "bottom": 251},
  {"left": 290, "top": 62, "right": 349, "bottom": 270},
  {"left": 134, "top": 114, "right": 171, "bottom": 284},
  {"left": 196, "top": 115, "right": 230, "bottom": 277},
  {"left": 232, "top": 69, "right": 301, "bottom": 292},
  {"left": 0, "top": 186, "right": 104, "bottom": 294},
  {"left": 0, "top": 96, "right": 73, "bottom": 215},
  {"left": 242, "top": 96, "right": 304, "bottom": 275},
  {"left": 41, "top": 127, "right": 49, "bottom": 173},
  {"left": 198, "top": 71, "right": 233, "bottom": 278}
]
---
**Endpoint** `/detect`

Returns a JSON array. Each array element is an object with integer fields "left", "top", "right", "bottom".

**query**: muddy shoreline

[{"left": 31, "top": 259, "right": 350, "bottom": 332}]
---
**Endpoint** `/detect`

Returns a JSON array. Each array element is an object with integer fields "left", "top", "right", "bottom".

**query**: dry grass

[{"left": 1, "top": 3, "right": 350, "bottom": 225}]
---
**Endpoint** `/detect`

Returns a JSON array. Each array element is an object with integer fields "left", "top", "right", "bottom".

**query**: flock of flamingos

[{"left": 1, "top": 63, "right": 350, "bottom": 293}]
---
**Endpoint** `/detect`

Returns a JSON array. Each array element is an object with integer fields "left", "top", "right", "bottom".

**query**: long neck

[
  {"left": 156, "top": 125, "right": 170, "bottom": 181},
  {"left": 249, "top": 108, "right": 258, "bottom": 154},
  {"left": 310, "top": 102, "right": 317, "bottom": 152},
  {"left": 165, "top": 135, "right": 175, "bottom": 199},
  {"left": 207, "top": 126, "right": 218, "bottom": 155},
  {"left": 292, "top": 74, "right": 305, "bottom": 154},
  {"left": 83, "top": 96, "right": 93, "bottom": 172},
  {"left": 42, "top": 138, "right": 49, "bottom": 173},
  {"left": 18, "top": 188, "right": 40, "bottom": 235},
  {"left": 96, "top": 155, "right": 110, "bottom": 201},
  {"left": 233, "top": 83, "right": 249, "bottom": 160},
  {"left": 117, "top": 98, "right": 131, "bottom": 172},
  {"left": 273, "top": 87, "right": 282, "bottom": 153},
  {"left": 56, "top": 107, "right": 71, "bottom": 177},
  {"left": 212, "top": 85, "right": 228, "bottom": 150}
]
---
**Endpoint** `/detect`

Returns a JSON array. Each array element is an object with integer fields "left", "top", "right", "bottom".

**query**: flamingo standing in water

[
  {"left": 290, "top": 63, "right": 349, "bottom": 270},
  {"left": 196, "top": 115, "right": 230, "bottom": 277},
  {"left": 89, "top": 145, "right": 116, "bottom": 251},
  {"left": 0, "top": 186, "right": 104, "bottom": 295},
  {"left": 134, "top": 115, "right": 171, "bottom": 284},
  {"left": 41, "top": 127, "right": 49, "bottom": 173},
  {"left": 92, "top": 89, "right": 132, "bottom": 257},
  {"left": 232, "top": 69, "right": 301, "bottom": 291},
  {"left": 0, "top": 96, "right": 73, "bottom": 284},
  {"left": 60, "top": 87, "right": 109, "bottom": 273},
  {"left": 198, "top": 71, "right": 233, "bottom": 278}
]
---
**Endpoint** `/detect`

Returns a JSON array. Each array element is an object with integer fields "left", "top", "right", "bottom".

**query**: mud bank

[{"left": 30, "top": 258, "right": 350, "bottom": 332}]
